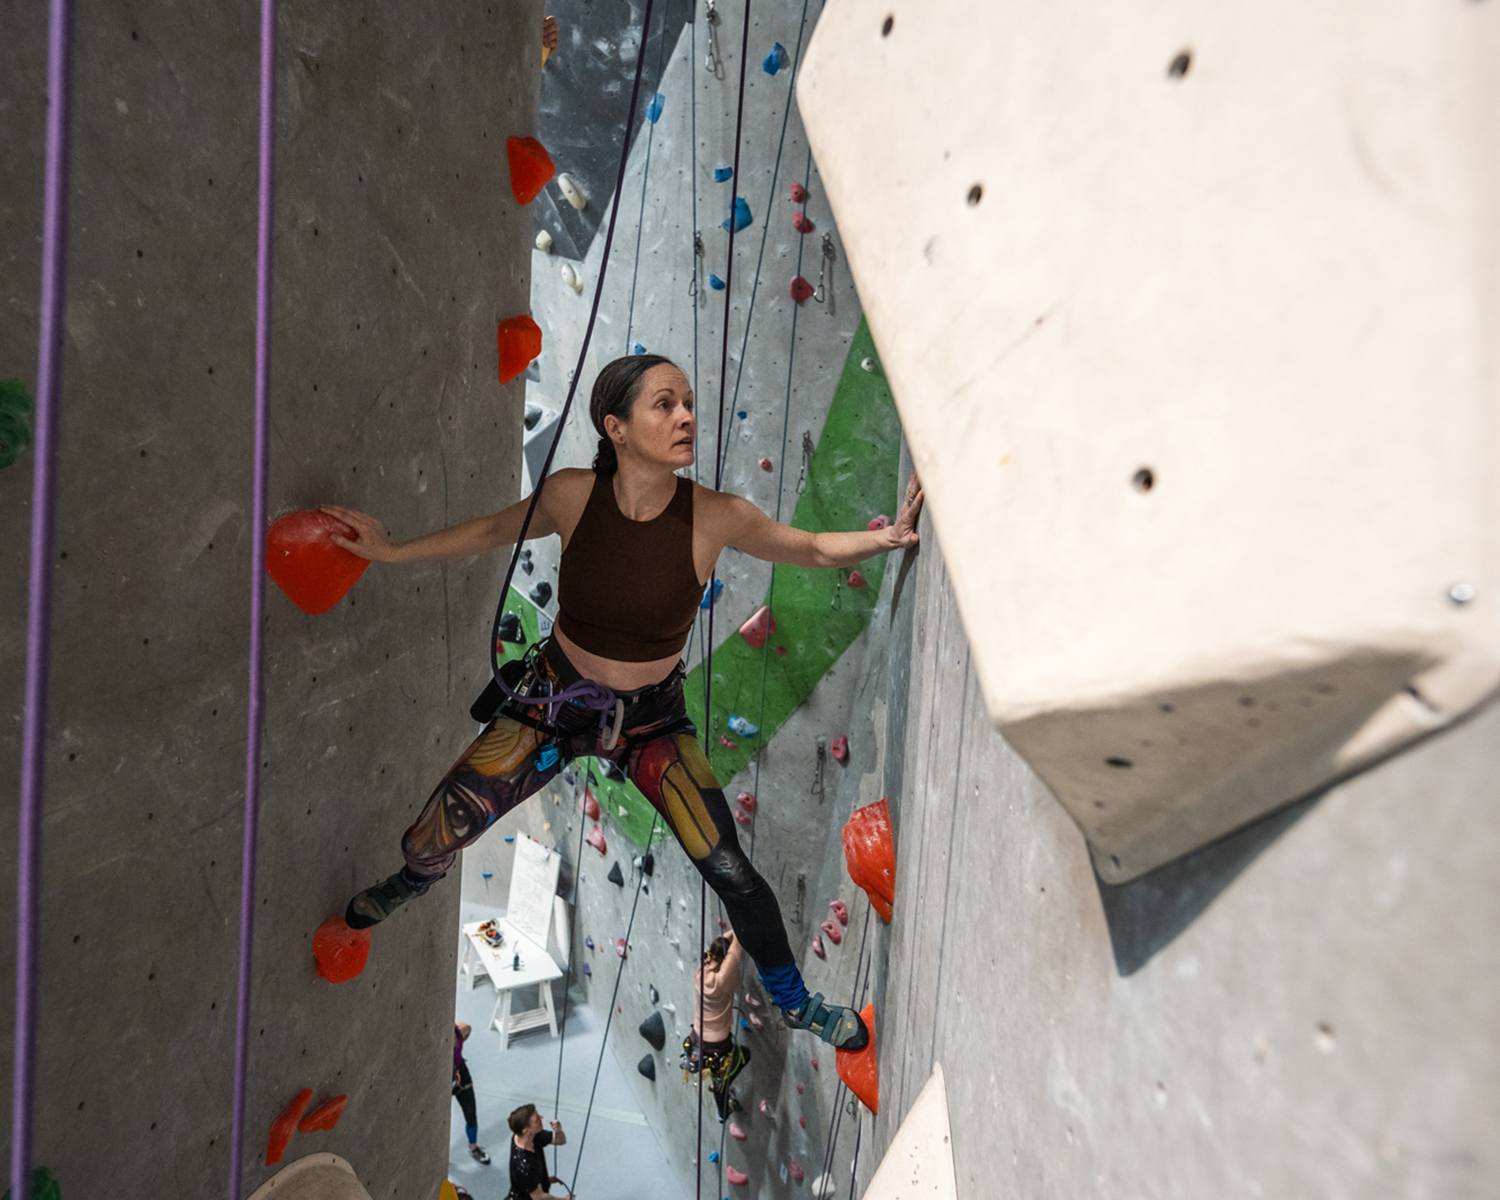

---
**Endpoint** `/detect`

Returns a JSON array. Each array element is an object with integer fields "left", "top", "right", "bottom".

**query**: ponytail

[{"left": 588, "top": 353, "right": 675, "bottom": 476}]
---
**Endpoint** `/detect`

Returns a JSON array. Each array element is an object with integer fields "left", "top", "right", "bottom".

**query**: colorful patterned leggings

[{"left": 402, "top": 641, "right": 802, "bottom": 991}]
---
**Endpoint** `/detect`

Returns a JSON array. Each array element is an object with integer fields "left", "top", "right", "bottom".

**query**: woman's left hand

[{"left": 890, "top": 471, "right": 923, "bottom": 549}]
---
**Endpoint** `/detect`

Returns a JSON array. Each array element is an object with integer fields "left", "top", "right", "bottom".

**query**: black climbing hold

[
  {"left": 599, "top": 758, "right": 625, "bottom": 782},
  {"left": 649, "top": 985, "right": 660, "bottom": 1005},
  {"left": 639, "top": 1010, "right": 666, "bottom": 1051},
  {"left": 607, "top": 862, "right": 625, "bottom": 887},
  {"left": 524, "top": 404, "right": 543, "bottom": 430},
  {"left": 642, "top": 852, "right": 654, "bottom": 876},
  {"left": 529, "top": 581, "right": 552, "bottom": 606},
  {"left": 637, "top": 1053, "right": 657, "bottom": 1081},
  {"left": 497, "top": 612, "right": 524, "bottom": 643},
  {"left": 520, "top": 557, "right": 534, "bottom": 575}
]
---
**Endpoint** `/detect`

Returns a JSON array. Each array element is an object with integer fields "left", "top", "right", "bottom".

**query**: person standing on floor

[
  {"left": 453, "top": 1022, "right": 490, "bottom": 1165},
  {"left": 508, "top": 1104, "right": 572, "bottom": 1200}
]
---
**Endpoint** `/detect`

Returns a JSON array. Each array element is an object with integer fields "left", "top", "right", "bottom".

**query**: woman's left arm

[{"left": 715, "top": 473, "right": 923, "bottom": 569}]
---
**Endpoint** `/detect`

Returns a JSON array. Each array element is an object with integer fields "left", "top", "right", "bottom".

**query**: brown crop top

[{"left": 555, "top": 473, "right": 704, "bottom": 662}]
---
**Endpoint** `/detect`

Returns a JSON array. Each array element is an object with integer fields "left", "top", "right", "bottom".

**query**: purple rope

[
  {"left": 229, "top": 1, "right": 277, "bottom": 1195},
  {"left": 13, "top": 2, "right": 74, "bottom": 1196}
]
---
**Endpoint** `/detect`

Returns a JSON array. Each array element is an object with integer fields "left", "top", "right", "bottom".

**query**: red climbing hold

[
  {"left": 789, "top": 1159, "right": 805, "bottom": 1183},
  {"left": 810, "top": 1057, "right": 819, "bottom": 1071},
  {"left": 811, "top": 935, "right": 826, "bottom": 959},
  {"left": 830, "top": 899, "right": 848, "bottom": 926},
  {"left": 506, "top": 136, "right": 556, "bottom": 205},
  {"left": 842, "top": 798, "right": 896, "bottom": 922},
  {"left": 791, "top": 211, "right": 814, "bottom": 234},
  {"left": 796, "top": 1083, "right": 804, "bottom": 1094},
  {"left": 831, "top": 735, "right": 849, "bottom": 765},
  {"left": 789, "top": 181, "right": 807, "bottom": 203},
  {"left": 497, "top": 314, "right": 543, "bottom": 385},
  {"left": 734, "top": 808, "right": 752, "bottom": 827},
  {"left": 587, "top": 825, "right": 607, "bottom": 856},
  {"left": 728, "top": 1120, "right": 748, "bottom": 1141},
  {"left": 776, "top": 646, "right": 787, "bottom": 657},
  {"left": 759, "top": 456, "right": 774, "bottom": 471},
  {"left": 739, "top": 605, "right": 776, "bottom": 649},
  {"left": 720, "top": 735, "right": 738, "bottom": 750},
  {"left": 616, "top": 937, "right": 627, "bottom": 959},
  {"left": 726, "top": 1166, "right": 750, "bottom": 1186},
  {"left": 737, "top": 791, "right": 757, "bottom": 812},
  {"left": 790, "top": 276, "right": 815, "bottom": 305},
  {"left": 313, "top": 916, "right": 372, "bottom": 984},
  {"left": 266, "top": 510, "right": 372, "bottom": 615},
  {"left": 265, "top": 1088, "right": 313, "bottom": 1165},
  {"left": 836, "top": 1003, "right": 878, "bottom": 1115},
  {"left": 820, "top": 919, "right": 842, "bottom": 946},
  {"left": 297, "top": 1094, "right": 348, "bottom": 1133},
  {"left": 581, "top": 790, "right": 601, "bottom": 821},
  {"left": 847, "top": 571, "right": 867, "bottom": 589},
  {"left": 867, "top": 514, "right": 891, "bottom": 531}
]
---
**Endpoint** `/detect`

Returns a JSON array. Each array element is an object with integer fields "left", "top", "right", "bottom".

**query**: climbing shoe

[
  {"left": 345, "top": 867, "right": 443, "bottom": 930},
  {"left": 468, "top": 1144, "right": 491, "bottom": 1165},
  {"left": 781, "top": 992, "right": 869, "bottom": 1052}
]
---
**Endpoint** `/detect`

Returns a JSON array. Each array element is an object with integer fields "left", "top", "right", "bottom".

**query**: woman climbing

[{"left": 325, "top": 354, "right": 923, "bottom": 1053}]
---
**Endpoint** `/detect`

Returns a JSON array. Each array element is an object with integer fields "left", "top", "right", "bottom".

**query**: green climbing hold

[
  {"left": 1, "top": 1165, "right": 61, "bottom": 1200},
  {"left": 0, "top": 378, "right": 36, "bottom": 470}
]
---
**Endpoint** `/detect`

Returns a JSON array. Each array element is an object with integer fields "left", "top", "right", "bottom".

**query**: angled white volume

[
  {"left": 799, "top": 0, "right": 1500, "bottom": 880},
  {"left": 861, "top": 1063, "right": 957, "bottom": 1200}
]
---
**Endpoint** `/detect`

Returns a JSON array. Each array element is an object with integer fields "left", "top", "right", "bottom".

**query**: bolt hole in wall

[
  {"left": 967, "top": 183, "right": 983, "bottom": 206},
  {"left": 1168, "top": 49, "right": 1192, "bottom": 79},
  {"left": 1133, "top": 467, "right": 1155, "bottom": 492},
  {"left": 881, "top": 14, "right": 894, "bottom": 36}
]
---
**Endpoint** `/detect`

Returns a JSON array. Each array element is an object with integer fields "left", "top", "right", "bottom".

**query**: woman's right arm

[{"left": 322, "top": 470, "right": 587, "bottom": 564}]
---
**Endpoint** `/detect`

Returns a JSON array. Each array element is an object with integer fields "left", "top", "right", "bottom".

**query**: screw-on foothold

[
  {"left": 860, "top": 357, "right": 875, "bottom": 372},
  {"left": 1449, "top": 582, "right": 1477, "bottom": 605}
]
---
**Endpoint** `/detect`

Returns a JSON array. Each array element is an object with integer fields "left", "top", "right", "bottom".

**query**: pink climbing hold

[
  {"left": 745, "top": 992, "right": 762, "bottom": 1009},
  {"left": 789, "top": 1160, "right": 805, "bottom": 1183},
  {"left": 810, "top": 1057, "right": 819, "bottom": 1071},
  {"left": 830, "top": 900, "right": 848, "bottom": 926},
  {"left": 728, "top": 1120, "right": 748, "bottom": 1141},
  {"left": 831, "top": 735, "right": 849, "bottom": 765},
  {"left": 726, "top": 1166, "right": 750, "bottom": 1186},
  {"left": 821, "top": 919, "right": 842, "bottom": 946},
  {"left": 737, "top": 792, "right": 757, "bottom": 812},
  {"left": 739, "top": 605, "right": 776, "bottom": 649},
  {"left": 811, "top": 935, "right": 826, "bottom": 959},
  {"left": 847, "top": 570, "right": 866, "bottom": 589},
  {"left": 867, "top": 514, "right": 891, "bottom": 531},
  {"left": 790, "top": 276, "right": 815, "bottom": 305},
  {"left": 581, "top": 791, "right": 601, "bottom": 820},
  {"left": 792, "top": 211, "right": 814, "bottom": 234},
  {"left": 747, "top": 1011, "right": 764, "bottom": 1031},
  {"left": 796, "top": 1083, "right": 804, "bottom": 1094},
  {"left": 719, "top": 918, "right": 729, "bottom": 930},
  {"left": 615, "top": 937, "right": 627, "bottom": 959},
  {"left": 587, "top": 825, "right": 607, "bottom": 856},
  {"left": 759, "top": 456, "right": 773, "bottom": 472},
  {"left": 759, "top": 1099, "right": 773, "bottom": 1116},
  {"left": 798, "top": 1115, "right": 807, "bottom": 1128},
  {"left": 790, "top": 181, "right": 807, "bottom": 203},
  {"left": 734, "top": 808, "right": 752, "bottom": 827},
  {"left": 776, "top": 646, "right": 787, "bottom": 657},
  {"left": 721, "top": 735, "right": 739, "bottom": 750}
]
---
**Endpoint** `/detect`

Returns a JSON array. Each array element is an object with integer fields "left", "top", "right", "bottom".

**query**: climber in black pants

[{"left": 453, "top": 1023, "right": 490, "bottom": 1165}]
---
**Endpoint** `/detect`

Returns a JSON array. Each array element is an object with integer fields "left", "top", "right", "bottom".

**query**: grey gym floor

[{"left": 448, "top": 902, "right": 690, "bottom": 1200}]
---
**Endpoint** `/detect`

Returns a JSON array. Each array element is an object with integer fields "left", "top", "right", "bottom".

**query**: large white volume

[{"left": 861, "top": 1063, "right": 957, "bottom": 1200}]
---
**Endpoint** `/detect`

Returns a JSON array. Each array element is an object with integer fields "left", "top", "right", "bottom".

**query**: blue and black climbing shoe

[
  {"left": 781, "top": 992, "right": 869, "bottom": 1051},
  {"left": 345, "top": 867, "right": 443, "bottom": 930}
]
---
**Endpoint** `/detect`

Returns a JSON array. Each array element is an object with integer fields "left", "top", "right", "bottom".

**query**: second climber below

[{"left": 324, "top": 354, "right": 923, "bottom": 1053}]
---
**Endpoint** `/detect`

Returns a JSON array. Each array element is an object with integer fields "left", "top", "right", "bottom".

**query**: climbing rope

[
  {"left": 549, "top": 788, "right": 594, "bottom": 1179},
  {"left": 227, "top": 3, "right": 278, "bottom": 1197},
  {"left": 624, "top": 0, "right": 675, "bottom": 355},
  {"left": 14, "top": 2, "right": 75, "bottom": 1196}
]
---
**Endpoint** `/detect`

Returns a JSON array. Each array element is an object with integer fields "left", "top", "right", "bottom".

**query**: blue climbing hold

[
  {"left": 762, "top": 42, "right": 788, "bottom": 75},
  {"left": 714, "top": 165, "right": 733, "bottom": 183},
  {"left": 709, "top": 1151, "right": 720, "bottom": 1164},
  {"left": 708, "top": 274, "right": 726, "bottom": 291},
  {"left": 736, "top": 410, "right": 747, "bottom": 420},
  {"left": 585, "top": 935, "right": 595, "bottom": 949},
  {"left": 583, "top": 962, "right": 592, "bottom": 977},
  {"left": 482, "top": 871, "right": 494, "bottom": 878},
  {"left": 537, "top": 746, "right": 561, "bottom": 771},
  {"left": 700, "top": 578, "right": 724, "bottom": 610},
  {"left": 632, "top": 341, "right": 648, "bottom": 355},
  {"left": 740, "top": 1018, "right": 750, "bottom": 1029},
  {"left": 727, "top": 714, "right": 759, "bottom": 737},
  {"left": 722, "top": 197, "right": 752, "bottom": 233},
  {"left": 646, "top": 93, "right": 664, "bottom": 123}
]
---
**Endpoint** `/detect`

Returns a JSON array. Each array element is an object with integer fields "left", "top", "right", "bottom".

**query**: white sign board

[{"left": 506, "top": 835, "right": 561, "bottom": 948}]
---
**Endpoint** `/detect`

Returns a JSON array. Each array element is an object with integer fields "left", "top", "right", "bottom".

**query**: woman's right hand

[{"left": 321, "top": 505, "right": 397, "bottom": 562}]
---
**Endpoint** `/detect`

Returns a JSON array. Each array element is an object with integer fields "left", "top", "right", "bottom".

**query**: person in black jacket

[{"left": 508, "top": 1104, "right": 572, "bottom": 1200}]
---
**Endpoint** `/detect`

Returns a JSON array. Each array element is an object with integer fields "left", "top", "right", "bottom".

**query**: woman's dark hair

[
  {"left": 589, "top": 353, "right": 676, "bottom": 475},
  {"left": 509, "top": 1103, "right": 538, "bottom": 1136},
  {"left": 705, "top": 935, "right": 730, "bottom": 966}
]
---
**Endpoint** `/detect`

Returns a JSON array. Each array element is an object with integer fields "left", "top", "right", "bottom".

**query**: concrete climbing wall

[
  {"left": 0, "top": 1, "right": 538, "bottom": 1194},
  {"left": 463, "top": 1, "right": 902, "bottom": 1197}
]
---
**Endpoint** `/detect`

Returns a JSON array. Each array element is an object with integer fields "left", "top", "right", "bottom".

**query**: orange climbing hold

[
  {"left": 835, "top": 1003, "right": 878, "bottom": 1115},
  {"left": 313, "top": 916, "right": 372, "bottom": 984},
  {"left": 265, "top": 1088, "right": 313, "bottom": 1165},
  {"left": 497, "top": 314, "right": 543, "bottom": 385},
  {"left": 297, "top": 1094, "right": 348, "bottom": 1132},
  {"left": 506, "top": 136, "right": 556, "bottom": 205},
  {"left": 266, "top": 510, "right": 372, "bottom": 615},
  {"left": 842, "top": 798, "right": 895, "bottom": 922}
]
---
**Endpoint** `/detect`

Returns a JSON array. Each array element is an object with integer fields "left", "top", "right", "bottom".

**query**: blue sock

[
  {"left": 466, "top": 1124, "right": 479, "bottom": 1145},
  {"left": 757, "top": 961, "right": 808, "bottom": 1011}
]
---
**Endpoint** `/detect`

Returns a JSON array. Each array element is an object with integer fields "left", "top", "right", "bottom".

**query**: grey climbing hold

[
  {"left": 637, "top": 1053, "right": 657, "bottom": 1081},
  {"left": 649, "top": 985, "right": 660, "bottom": 1004},
  {"left": 529, "top": 581, "right": 552, "bottom": 606},
  {"left": 498, "top": 612, "right": 524, "bottom": 643},
  {"left": 639, "top": 1009, "right": 667, "bottom": 1051},
  {"left": 608, "top": 861, "right": 625, "bottom": 887}
]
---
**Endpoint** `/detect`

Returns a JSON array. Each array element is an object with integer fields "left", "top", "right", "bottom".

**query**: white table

[{"left": 461, "top": 919, "right": 565, "bottom": 1050}]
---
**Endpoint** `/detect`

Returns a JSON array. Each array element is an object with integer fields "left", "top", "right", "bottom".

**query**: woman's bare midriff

[{"left": 551, "top": 625, "right": 683, "bottom": 693}]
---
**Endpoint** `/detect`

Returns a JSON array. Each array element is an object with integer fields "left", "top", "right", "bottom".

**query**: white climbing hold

[
  {"left": 536, "top": 230, "right": 553, "bottom": 253},
  {"left": 860, "top": 1063, "right": 957, "bottom": 1200},
  {"left": 811, "top": 1173, "right": 836, "bottom": 1200},
  {"left": 861, "top": 357, "right": 875, "bottom": 372},
  {"left": 557, "top": 172, "right": 587, "bottom": 210},
  {"left": 561, "top": 264, "right": 583, "bottom": 294},
  {"left": 618, "top": 805, "right": 629, "bottom": 817}
]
